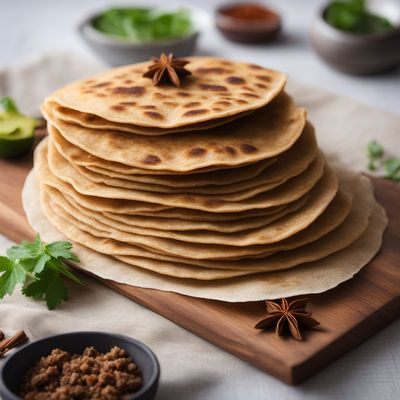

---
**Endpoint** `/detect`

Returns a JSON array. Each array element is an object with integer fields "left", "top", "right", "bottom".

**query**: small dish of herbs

[
  {"left": 324, "top": 0, "right": 395, "bottom": 34},
  {"left": 79, "top": 6, "right": 208, "bottom": 66},
  {"left": 91, "top": 7, "right": 194, "bottom": 43}
]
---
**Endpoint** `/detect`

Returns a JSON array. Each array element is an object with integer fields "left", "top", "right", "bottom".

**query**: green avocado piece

[{"left": 0, "top": 97, "right": 38, "bottom": 158}]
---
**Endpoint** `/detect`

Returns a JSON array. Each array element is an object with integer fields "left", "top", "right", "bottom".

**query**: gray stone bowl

[
  {"left": 310, "top": 0, "right": 400, "bottom": 74},
  {"left": 78, "top": 7, "right": 209, "bottom": 66},
  {"left": 0, "top": 332, "right": 160, "bottom": 400}
]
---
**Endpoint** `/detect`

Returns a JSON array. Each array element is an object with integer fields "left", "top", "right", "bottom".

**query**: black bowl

[{"left": 0, "top": 331, "right": 160, "bottom": 400}]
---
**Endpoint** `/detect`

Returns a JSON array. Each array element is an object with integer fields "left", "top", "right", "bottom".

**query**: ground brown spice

[{"left": 20, "top": 346, "right": 143, "bottom": 400}]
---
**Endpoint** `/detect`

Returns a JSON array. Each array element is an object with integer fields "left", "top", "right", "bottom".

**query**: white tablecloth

[{"left": 1, "top": 1, "right": 400, "bottom": 399}]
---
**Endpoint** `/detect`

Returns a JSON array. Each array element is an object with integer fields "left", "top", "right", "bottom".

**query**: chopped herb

[
  {"left": 92, "top": 8, "right": 193, "bottom": 42},
  {"left": 366, "top": 140, "right": 384, "bottom": 171},
  {"left": 365, "top": 140, "right": 400, "bottom": 182},
  {"left": 325, "top": 0, "right": 393, "bottom": 34},
  {"left": 0, "top": 235, "right": 83, "bottom": 310},
  {"left": 384, "top": 158, "right": 400, "bottom": 181}
]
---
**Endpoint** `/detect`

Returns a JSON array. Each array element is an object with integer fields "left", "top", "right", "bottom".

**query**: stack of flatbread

[{"left": 23, "top": 57, "right": 387, "bottom": 301}]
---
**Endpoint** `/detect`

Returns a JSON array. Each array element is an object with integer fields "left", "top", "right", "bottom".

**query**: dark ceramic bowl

[
  {"left": 310, "top": 0, "right": 400, "bottom": 74},
  {"left": 0, "top": 332, "right": 160, "bottom": 400},
  {"left": 216, "top": 2, "right": 281, "bottom": 44},
  {"left": 78, "top": 6, "right": 209, "bottom": 66}
]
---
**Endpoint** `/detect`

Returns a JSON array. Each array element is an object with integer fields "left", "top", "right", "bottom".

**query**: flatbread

[
  {"left": 22, "top": 171, "right": 387, "bottom": 301},
  {"left": 45, "top": 57, "right": 287, "bottom": 130},
  {"left": 72, "top": 121, "right": 317, "bottom": 195},
  {"left": 39, "top": 138, "right": 326, "bottom": 213},
  {"left": 44, "top": 92, "right": 307, "bottom": 172},
  {"left": 37, "top": 165, "right": 338, "bottom": 260},
  {"left": 46, "top": 184, "right": 308, "bottom": 233}
]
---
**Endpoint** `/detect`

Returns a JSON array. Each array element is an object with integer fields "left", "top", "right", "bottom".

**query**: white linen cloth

[{"left": 1, "top": 48, "right": 400, "bottom": 400}]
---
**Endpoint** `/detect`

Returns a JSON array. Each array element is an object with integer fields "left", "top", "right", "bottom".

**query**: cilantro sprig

[
  {"left": 366, "top": 140, "right": 400, "bottom": 182},
  {"left": 0, "top": 235, "right": 83, "bottom": 310}
]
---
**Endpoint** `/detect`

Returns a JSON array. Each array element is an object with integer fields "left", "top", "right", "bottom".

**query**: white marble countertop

[{"left": 0, "top": 1, "right": 400, "bottom": 399}]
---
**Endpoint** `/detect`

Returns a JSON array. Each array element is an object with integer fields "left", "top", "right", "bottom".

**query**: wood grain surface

[{"left": 1, "top": 130, "right": 399, "bottom": 384}]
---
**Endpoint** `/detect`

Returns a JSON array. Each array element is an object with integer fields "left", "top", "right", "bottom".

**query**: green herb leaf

[
  {"left": 0, "top": 256, "right": 26, "bottom": 299},
  {"left": 325, "top": 0, "right": 393, "bottom": 34},
  {"left": 92, "top": 7, "right": 193, "bottom": 42},
  {"left": 45, "top": 240, "right": 80, "bottom": 262},
  {"left": 23, "top": 268, "right": 68, "bottom": 310},
  {"left": 0, "top": 236, "right": 82, "bottom": 309},
  {"left": 7, "top": 234, "right": 43, "bottom": 260},
  {"left": 384, "top": 158, "right": 400, "bottom": 181},
  {"left": 0, "top": 96, "right": 19, "bottom": 113}
]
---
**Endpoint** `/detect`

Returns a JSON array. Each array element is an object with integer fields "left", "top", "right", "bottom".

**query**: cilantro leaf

[
  {"left": 7, "top": 234, "right": 43, "bottom": 260},
  {"left": 45, "top": 241, "right": 80, "bottom": 262},
  {"left": 1, "top": 236, "right": 82, "bottom": 310},
  {"left": 366, "top": 140, "right": 384, "bottom": 171},
  {"left": 0, "top": 256, "right": 26, "bottom": 299},
  {"left": 384, "top": 158, "right": 400, "bottom": 181},
  {"left": 23, "top": 269, "right": 68, "bottom": 310}
]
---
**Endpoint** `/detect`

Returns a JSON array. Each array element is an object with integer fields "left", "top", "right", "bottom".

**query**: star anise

[
  {"left": 254, "top": 298, "right": 319, "bottom": 341},
  {"left": 143, "top": 53, "right": 191, "bottom": 87}
]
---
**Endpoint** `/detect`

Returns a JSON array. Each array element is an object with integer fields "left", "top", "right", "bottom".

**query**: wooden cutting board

[{"left": 1, "top": 129, "right": 400, "bottom": 385}]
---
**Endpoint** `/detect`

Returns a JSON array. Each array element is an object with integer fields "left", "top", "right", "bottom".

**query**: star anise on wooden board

[
  {"left": 254, "top": 298, "right": 319, "bottom": 341},
  {"left": 143, "top": 53, "right": 191, "bottom": 87}
]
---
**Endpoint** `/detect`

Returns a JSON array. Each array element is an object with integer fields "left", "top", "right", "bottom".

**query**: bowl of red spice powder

[
  {"left": 216, "top": 2, "right": 281, "bottom": 43},
  {"left": 0, "top": 332, "right": 160, "bottom": 400}
]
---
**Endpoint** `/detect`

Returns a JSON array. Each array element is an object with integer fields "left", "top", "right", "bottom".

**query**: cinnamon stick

[{"left": 0, "top": 330, "right": 28, "bottom": 357}]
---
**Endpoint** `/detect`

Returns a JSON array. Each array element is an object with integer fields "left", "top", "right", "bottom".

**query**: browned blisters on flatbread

[
  {"left": 154, "top": 92, "right": 167, "bottom": 99},
  {"left": 177, "top": 91, "right": 191, "bottom": 97},
  {"left": 110, "top": 105, "right": 126, "bottom": 112},
  {"left": 219, "top": 61, "right": 233, "bottom": 66},
  {"left": 213, "top": 107, "right": 222, "bottom": 112},
  {"left": 242, "top": 86, "right": 255, "bottom": 92},
  {"left": 163, "top": 101, "right": 178, "bottom": 107},
  {"left": 240, "top": 143, "right": 258, "bottom": 153},
  {"left": 195, "top": 67, "right": 228, "bottom": 74},
  {"left": 183, "top": 101, "right": 202, "bottom": 108},
  {"left": 214, "top": 101, "right": 232, "bottom": 107},
  {"left": 83, "top": 113, "right": 96, "bottom": 122},
  {"left": 189, "top": 147, "right": 207, "bottom": 157},
  {"left": 248, "top": 64, "right": 263, "bottom": 70},
  {"left": 144, "top": 111, "right": 164, "bottom": 120},
  {"left": 119, "top": 101, "right": 137, "bottom": 106},
  {"left": 204, "top": 198, "right": 225, "bottom": 208},
  {"left": 83, "top": 79, "right": 95, "bottom": 85},
  {"left": 182, "top": 109, "right": 208, "bottom": 117},
  {"left": 255, "top": 75, "right": 272, "bottom": 82},
  {"left": 236, "top": 99, "right": 248, "bottom": 105},
  {"left": 242, "top": 93, "right": 260, "bottom": 98},
  {"left": 141, "top": 105, "right": 157, "bottom": 110},
  {"left": 112, "top": 86, "right": 146, "bottom": 96},
  {"left": 91, "top": 81, "right": 111, "bottom": 88},
  {"left": 96, "top": 93, "right": 106, "bottom": 98},
  {"left": 226, "top": 76, "right": 246, "bottom": 85},
  {"left": 124, "top": 79, "right": 133, "bottom": 84},
  {"left": 224, "top": 146, "right": 237, "bottom": 156},
  {"left": 199, "top": 84, "right": 228, "bottom": 92},
  {"left": 143, "top": 155, "right": 161, "bottom": 165},
  {"left": 255, "top": 83, "right": 268, "bottom": 89}
]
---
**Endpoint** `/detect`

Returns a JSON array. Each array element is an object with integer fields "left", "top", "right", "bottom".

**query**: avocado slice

[{"left": 0, "top": 97, "right": 38, "bottom": 158}]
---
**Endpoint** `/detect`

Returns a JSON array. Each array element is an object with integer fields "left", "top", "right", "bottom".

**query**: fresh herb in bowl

[
  {"left": 325, "top": 0, "right": 394, "bottom": 34},
  {"left": 92, "top": 7, "right": 193, "bottom": 42},
  {"left": 0, "top": 235, "right": 83, "bottom": 310}
]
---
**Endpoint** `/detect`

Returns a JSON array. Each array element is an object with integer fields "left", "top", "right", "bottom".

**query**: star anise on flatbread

[
  {"left": 143, "top": 53, "right": 191, "bottom": 87},
  {"left": 254, "top": 298, "right": 319, "bottom": 341}
]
